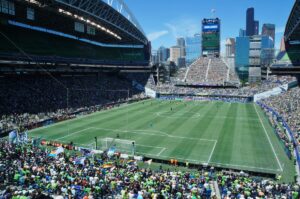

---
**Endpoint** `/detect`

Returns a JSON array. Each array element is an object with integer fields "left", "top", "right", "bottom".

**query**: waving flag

[
  {"left": 145, "top": 159, "right": 152, "bottom": 165},
  {"left": 80, "top": 148, "right": 94, "bottom": 157},
  {"left": 48, "top": 146, "right": 64, "bottom": 157},
  {"left": 74, "top": 157, "right": 86, "bottom": 165}
]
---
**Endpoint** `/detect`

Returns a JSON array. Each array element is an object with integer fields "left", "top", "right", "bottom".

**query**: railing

[{"left": 257, "top": 102, "right": 300, "bottom": 173}]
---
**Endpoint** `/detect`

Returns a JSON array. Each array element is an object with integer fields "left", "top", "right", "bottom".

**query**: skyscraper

[
  {"left": 177, "top": 37, "right": 185, "bottom": 47},
  {"left": 176, "top": 37, "right": 186, "bottom": 56},
  {"left": 185, "top": 34, "right": 201, "bottom": 66},
  {"left": 239, "top": 29, "right": 246, "bottom": 37},
  {"left": 225, "top": 38, "right": 235, "bottom": 57},
  {"left": 254, "top": 20, "right": 259, "bottom": 35},
  {"left": 235, "top": 35, "right": 274, "bottom": 81},
  {"left": 262, "top": 23, "right": 275, "bottom": 43},
  {"left": 246, "top": 8, "right": 255, "bottom": 36},
  {"left": 170, "top": 46, "right": 182, "bottom": 66},
  {"left": 157, "top": 46, "right": 170, "bottom": 63}
]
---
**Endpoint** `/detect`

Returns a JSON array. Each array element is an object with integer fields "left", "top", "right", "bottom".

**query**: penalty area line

[
  {"left": 157, "top": 148, "right": 167, "bottom": 156},
  {"left": 207, "top": 140, "right": 217, "bottom": 164}
]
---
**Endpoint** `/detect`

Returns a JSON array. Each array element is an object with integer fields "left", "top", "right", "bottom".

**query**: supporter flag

[
  {"left": 127, "top": 159, "right": 136, "bottom": 165},
  {"left": 74, "top": 157, "right": 86, "bottom": 165},
  {"left": 107, "top": 147, "right": 116, "bottom": 157},
  {"left": 8, "top": 130, "right": 17, "bottom": 144},
  {"left": 145, "top": 159, "right": 152, "bottom": 165},
  {"left": 102, "top": 163, "right": 113, "bottom": 169},
  {"left": 80, "top": 148, "right": 94, "bottom": 157},
  {"left": 48, "top": 146, "right": 64, "bottom": 157}
]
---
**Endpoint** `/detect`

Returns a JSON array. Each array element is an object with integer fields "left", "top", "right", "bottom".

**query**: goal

[{"left": 99, "top": 137, "right": 135, "bottom": 155}]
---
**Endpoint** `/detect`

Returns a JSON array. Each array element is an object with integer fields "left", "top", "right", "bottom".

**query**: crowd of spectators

[
  {"left": 260, "top": 87, "right": 300, "bottom": 148},
  {"left": 155, "top": 76, "right": 296, "bottom": 97},
  {"left": 0, "top": 139, "right": 299, "bottom": 199},
  {"left": 0, "top": 73, "right": 148, "bottom": 134},
  {"left": 185, "top": 57, "right": 209, "bottom": 84},
  {"left": 180, "top": 57, "right": 238, "bottom": 86}
]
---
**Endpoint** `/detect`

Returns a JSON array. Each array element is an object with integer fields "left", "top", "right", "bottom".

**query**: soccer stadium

[{"left": 1, "top": 0, "right": 300, "bottom": 198}]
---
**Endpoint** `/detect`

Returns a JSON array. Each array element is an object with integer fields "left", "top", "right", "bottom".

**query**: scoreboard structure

[{"left": 202, "top": 18, "right": 221, "bottom": 57}]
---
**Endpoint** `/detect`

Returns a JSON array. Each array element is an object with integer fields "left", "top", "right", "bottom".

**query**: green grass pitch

[{"left": 29, "top": 99, "right": 296, "bottom": 182}]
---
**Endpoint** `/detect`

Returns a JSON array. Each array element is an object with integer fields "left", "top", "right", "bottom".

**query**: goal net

[{"left": 99, "top": 137, "right": 135, "bottom": 154}]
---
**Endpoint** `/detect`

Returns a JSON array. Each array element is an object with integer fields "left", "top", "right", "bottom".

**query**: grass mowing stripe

[
  {"left": 29, "top": 100, "right": 295, "bottom": 181},
  {"left": 29, "top": 99, "right": 151, "bottom": 133},
  {"left": 254, "top": 103, "right": 283, "bottom": 172},
  {"left": 53, "top": 101, "right": 166, "bottom": 146},
  {"left": 28, "top": 100, "right": 153, "bottom": 138},
  {"left": 167, "top": 104, "right": 210, "bottom": 161}
]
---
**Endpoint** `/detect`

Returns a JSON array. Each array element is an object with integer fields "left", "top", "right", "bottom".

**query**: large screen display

[{"left": 202, "top": 18, "right": 220, "bottom": 56}]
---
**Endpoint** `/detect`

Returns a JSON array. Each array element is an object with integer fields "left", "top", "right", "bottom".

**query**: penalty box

[{"left": 90, "top": 127, "right": 217, "bottom": 164}]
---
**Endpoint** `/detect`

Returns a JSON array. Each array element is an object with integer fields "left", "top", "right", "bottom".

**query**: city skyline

[{"left": 126, "top": 0, "right": 294, "bottom": 52}]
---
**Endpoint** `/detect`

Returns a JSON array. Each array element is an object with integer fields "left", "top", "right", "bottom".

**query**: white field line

[
  {"left": 91, "top": 127, "right": 217, "bottom": 142},
  {"left": 157, "top": 148, "right": 166, "bottom": 156},
  {"left": 209, "top": 161, "right": 280, "bottom": 172},
  {"left": 135, "top": 144, "right": 165, "bottom": 149},
  {"left": 138, "top": 153, "right": 206, "bottom": 164},
  {"left": 254, "top": 104, "right": 283, "bottom": 172},
  {"left": 207, "top": 140, "right": 217, "bottom": 164},
  {"left": 56, "top": 127, "right": 93, "bottom": 140},
  {"left": 139, "top": 151, "right": 279, "bottom": 172}
]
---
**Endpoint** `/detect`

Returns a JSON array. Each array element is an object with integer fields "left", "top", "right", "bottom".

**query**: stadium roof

[
  {"left": 284, "top": 0, "right": 300, "bottom": 42},
  {"left": 55, "top": 0, "right": 148, "bottom": 45}
]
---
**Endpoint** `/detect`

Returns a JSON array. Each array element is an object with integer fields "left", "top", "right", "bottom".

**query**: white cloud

[
  {"left": 147, "top": 30, "right": 169, "bottom": 41},
  {"left": 165, "top": 17, "right": 201, "bottom": 39}
]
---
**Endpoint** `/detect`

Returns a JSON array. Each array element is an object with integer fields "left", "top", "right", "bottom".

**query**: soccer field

[{"left": 29, "top": 99, "right": 295, "bottom": 180}]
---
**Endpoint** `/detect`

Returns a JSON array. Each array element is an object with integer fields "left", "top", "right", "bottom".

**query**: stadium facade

[
  {"left": 0, "top": 0, "right": 151, "bottom": 70},
  {"left": 0, "top": 0, "right": 155, "bottom": 119},
  {"left": 201, "top": 18, "right": 220, "bottom": 57},
  {"left": 271, "top": 0, "right": 300, "bottom": 79}
]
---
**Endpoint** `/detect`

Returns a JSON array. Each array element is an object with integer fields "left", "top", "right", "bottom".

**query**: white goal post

[{"left": 99, "top": 137, "right": 135, "bottom": 154}]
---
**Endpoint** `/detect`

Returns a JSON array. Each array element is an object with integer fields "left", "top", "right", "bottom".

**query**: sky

[{"left": 125, "top": 0, "right": 294, "bottom": 53}]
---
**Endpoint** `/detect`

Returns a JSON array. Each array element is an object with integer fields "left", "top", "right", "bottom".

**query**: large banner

[
  {"left": 254, "top": 84, "right": 288, "bottom": 102},
  {"left": 132, "top": 80, "right": 156, "bottom": 98}
]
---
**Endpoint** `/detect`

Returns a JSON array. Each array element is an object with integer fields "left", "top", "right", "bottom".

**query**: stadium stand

[
  {"left": 184, "top": 57, "right": 239, "bottom": 85},
  {"left": 185, "top": 57, "right": 209, "bottom": 84},
  {"left": 261, "top": 87, "right": 300, "bottom": 147},
  {"left": 155, "top": 75, "right": 296, "bottom": 97},
  {"left": 0, "top": 73, "right": 149, "bottom": 134},
  {"left": 0, "top": 139, "right": 299, "bottom": 198},
  {"left": 1, "top": 0, "right": 300, "bottom": 198}
]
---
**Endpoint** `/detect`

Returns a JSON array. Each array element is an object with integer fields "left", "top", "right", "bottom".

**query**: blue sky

[{"left": 126, "top": 0, "right": 294, "bottom": 53}]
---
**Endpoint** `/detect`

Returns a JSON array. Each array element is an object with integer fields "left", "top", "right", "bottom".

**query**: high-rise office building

[
  {"left": 185, "top": 34, "right": 201, "bottom": 66},
  {"left": 246, "top": 8, "right": 255, "bottom": 36},
  {"left": 151, "top": 53, "right": 159, "bottom": 65},
  {"left": 176, "top": 37, "right": 186, "bottom": 56},
  {"left": 239, "top": 29, "right": 246, "bottom": 37},
  {"left": 254, "top": 20, "right": 259, "bottom": 35},
  {"left": 262, "top": 23, "right": 275, "bottom": 44},
  {"left": 235, "top": 35, "right": 274, "bottom": 81},
  {"left": 177, "top": 37, "right": 185, "bottom": 47},
  {"left": 170, "top": 46, "right": 183, "bottom": 66},
  {"left": 225, "top": 38, "right": 235, "bottom": 57},
  {"left": 157, "top": 46, "right": 170, "bottom": 63}
]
